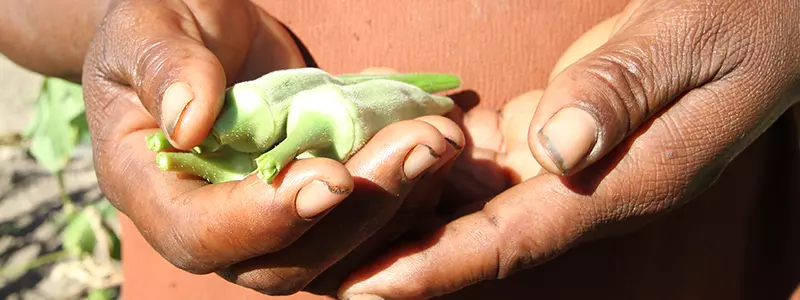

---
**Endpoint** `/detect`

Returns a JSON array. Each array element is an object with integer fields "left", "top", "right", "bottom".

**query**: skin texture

[
  {"left": 336, "top": 0, "right": 800, "bottom": 299},
  {"left": 0, "top": 0, "right": 112, "bottom": 82},
  {"left": 77, "top": 0, "right": 465, "bottom": 296},
  {"left": 1, "top": 0, "right": 798, "bottom": 299},
  {"left": 0, "top": 0, "right": 468, "bottom": 296}
]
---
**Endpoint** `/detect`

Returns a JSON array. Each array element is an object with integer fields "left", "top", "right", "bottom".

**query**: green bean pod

[
  {"left": 211, "top": 68, "right": 461, "bottom": 153},
  {"left": 254, "top": 79, "right": 455, "bottom": 182},
  {"left": 148, "top": 67, "right": 462, "bottom": 184}
]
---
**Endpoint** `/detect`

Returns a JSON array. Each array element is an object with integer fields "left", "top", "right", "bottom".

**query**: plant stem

[
  {"left": 0, "top": 250, "right": 69, "bottom": 278},
  {"left": 336, "top": 73, "right": 462, "bottom": 94},
  {"left": 255, "top": 112, "right": 336, "bottom": 183},
  {"left": 56, "top": 170, "right": 74, "bottom": 214},
  {"left": 0, "top": 133, "right": 22, "bottom": 146},
  {"left": 146, "top": 131, "right": 221, "bottom": 154},
  {"left": 145, "top": 132, "right": 171, "bottom": 152},
  {"left": 155, "top": 147, "right": 257, "bottom": 184}
]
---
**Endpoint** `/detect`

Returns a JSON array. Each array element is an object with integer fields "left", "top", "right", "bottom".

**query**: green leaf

[
  {"left": 61, "top": 208, "right": 95, "bottom": 257},
  {"left": 71, "top": 111, "right": 91, "bottom": 144},
  {"left": 86, "top": 288, "right": 118, "bottom": 300},
  {"left": 95, "top": 199, "right": 118, "bottom": 221},
  {"left": 106, "top": 226, "right": 122, "bottom": 261},
  {"left": 94, "top": 200, "right": 122, "bottom": 260},
  {"left": 61, "top": 201, "right": 123, "bottom": 260},
  {"left": 24, "top": 77, "right": 86, "bottom": 174}
]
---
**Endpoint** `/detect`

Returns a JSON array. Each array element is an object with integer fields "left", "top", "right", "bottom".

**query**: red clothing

[{"left": 119, "top": 1, "right": 800, "bottom": 299}]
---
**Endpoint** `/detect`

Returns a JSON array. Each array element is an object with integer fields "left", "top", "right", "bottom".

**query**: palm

[{"left": 437, "top": 90, "right": 544, "bottom": 215}]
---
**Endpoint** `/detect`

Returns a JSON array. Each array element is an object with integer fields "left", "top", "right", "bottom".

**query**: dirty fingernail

[
  {"left": 403, "top": 145, "right": 439, "bottom": 180},
  {"left": 538, "top": 107, "right": 598, "bottom": 174},
  {"left": 162, "top": 82, "right": 194, "bottom": 138},
  {"left": 347, "top": 295, "right": 385, "bottom": 300},
  {"left": 296, "top": 180, "right": 347, "bottom": 219}
]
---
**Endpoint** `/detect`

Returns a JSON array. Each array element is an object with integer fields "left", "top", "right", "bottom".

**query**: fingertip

[
  {"left": 158, "top": 47, "right": 228, "bottom": 150},
  {"left": 167, "top": 157, "right": 354, "bottom": 269},
  {"left": 501, "top": 90, "right": 544, "bottom": 147},
  {"left": 345, "top": 119, "right": 448, "bottom": 193},
  {"left": 414, "top": 115, "right": 466, "bottom": 151},
  {"left": 273, "top": 158, "right": 354, "bottom": 219},
  {"left": 169, "top": 87, "right": 224, "bottom": 149},
  {"left": 528, "top": 106, "right": 599, "bottom": 175}
]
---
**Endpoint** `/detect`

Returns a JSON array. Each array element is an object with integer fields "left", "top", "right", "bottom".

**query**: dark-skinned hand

[
  {"left": 338, "top": 0, "right": 800, "bottom": 299},
  {"left": 81, "top": 0, "right": 464, "bottom": 296}
]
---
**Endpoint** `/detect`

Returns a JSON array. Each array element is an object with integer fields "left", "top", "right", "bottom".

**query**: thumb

[
  {"left": 528, "top": 1, "right": 741, "bottom": 175},
  {"left": 87, "top": 1, "right": 302, "bottom": 150}
]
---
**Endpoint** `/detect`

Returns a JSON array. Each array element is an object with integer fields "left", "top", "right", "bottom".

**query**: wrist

[{"left": 0, "top": 0, "right": 117, "bottom": 82}]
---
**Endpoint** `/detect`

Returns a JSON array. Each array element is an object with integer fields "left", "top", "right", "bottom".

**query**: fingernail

[
  {"left": 403, "top": 145, "right": 440, "bottom": 180},
  {"left": 538, "top": 107, "right": 598, "bottom": 174},
  {"left": 162, "top": 82, "right": 194, "bottom": 138},
  {"left": 296, "top": 180, "right": 347, "bottom": 219},
  {"left": 444, "top": 137, "right": 463, "bottom": 150},
  {"left": 347, "top": 295, "right": 385, "bottom": 300}
]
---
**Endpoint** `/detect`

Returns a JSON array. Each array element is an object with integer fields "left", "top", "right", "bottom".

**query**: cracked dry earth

[{"left": 0, "top": 55, "right": 121, "bottom": 299}]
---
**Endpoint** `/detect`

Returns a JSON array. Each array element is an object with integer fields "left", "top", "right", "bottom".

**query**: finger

[
  {"left": 105, "top": 127, "right": 354, "bottom": 275},
  {"left": 499, "top": 90, "right": 545, "bottom": 182},
  {"left": 218, "top": 118, "right": 457, "bottom": 296},
  {"left": 338, "top": 174, "right": 581, "bottom": 300},
  {"left": 411, "top": 115, "right": 467, "bottom": 178},
  {"left": 548, "top": 13, "right": 619, "bottom": 83},
  {"left": 528, "top": 1, "right": 748, "bottom": 175},
  {"left": 92, "top": 1, "right": 227, "bottom": 150},
  {"left": 91, "top": 1, "right": 302, "bottom": 150},
  {"left": 82, "top": 79, "right": 354, "bottom": 276},
  {"left": 302, "top": 115, "right": 466, "bottom": 295}
]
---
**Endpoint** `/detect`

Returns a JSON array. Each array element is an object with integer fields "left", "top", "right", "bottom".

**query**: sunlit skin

[{"left": 1, "top": 0, "right": 799, "bottom": 299}]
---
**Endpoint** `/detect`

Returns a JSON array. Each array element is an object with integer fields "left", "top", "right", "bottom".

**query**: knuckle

[
  {"left": 582, "top": 49, "right": 654, "bottom": 136},
  {"left": 100, "top": 0, "right": 186, "bottom": 93},
  {"left": 477, "top": 205, "right": 535, "bottom": 280},
  {"left": 132, "top": 39, "right": 176, "bottom": 95}
]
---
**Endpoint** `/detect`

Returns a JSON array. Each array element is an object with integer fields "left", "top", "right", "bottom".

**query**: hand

[
  {"left": 338, "top": 0, "right": 800, "bottom": 298},
  {"left": 81, "top": 1, "right": 464, "bottom": 296}
]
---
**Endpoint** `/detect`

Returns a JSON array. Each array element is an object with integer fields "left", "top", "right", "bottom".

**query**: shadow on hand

[
  {"left": 267, "top": 22, "right": 653, "bottom": 296},
  {"left": 558, "top": 98, "right": 671, "bottom": 196}
]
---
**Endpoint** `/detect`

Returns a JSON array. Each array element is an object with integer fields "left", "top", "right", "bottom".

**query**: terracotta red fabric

[{"left": 118, "top": 1, "right": 800, "bottom": 299}]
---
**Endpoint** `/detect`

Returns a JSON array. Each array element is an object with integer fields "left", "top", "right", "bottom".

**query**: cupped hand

[
  {"left": 339, "top": 0, "right": 800, "bottom": 298},
  {"left": 81, "top": 0, "right": 464, "bottom": 296}
]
